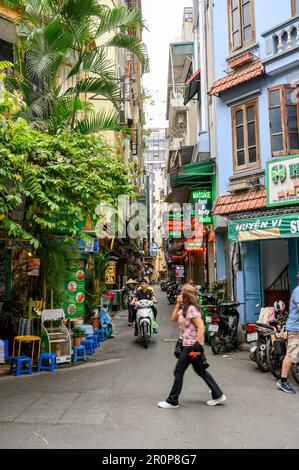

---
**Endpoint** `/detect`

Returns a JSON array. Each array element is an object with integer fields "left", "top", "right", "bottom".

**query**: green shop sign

[
  {"left": 65, "top": 255, "right": 86, "bottom": 318},
  {"left": 266, "top": 154, "right": 299, "bottom": 207},
  {"left": 190, "top": 189, "right": 212, "bottom": 224},
  {"left": 228, "top": 213, "right": 299, "bottom": 242}
]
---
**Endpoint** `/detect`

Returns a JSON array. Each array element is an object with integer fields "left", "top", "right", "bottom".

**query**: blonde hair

[{"left": 181, "top": 284, "right": 201, "bottom": 317}]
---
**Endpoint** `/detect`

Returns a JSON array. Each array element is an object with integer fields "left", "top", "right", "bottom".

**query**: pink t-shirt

[{"left": 178, "top": 305, "right": 202, "bottom": 346}]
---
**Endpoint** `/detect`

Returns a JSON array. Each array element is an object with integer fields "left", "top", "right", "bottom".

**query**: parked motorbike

[
  {"left": 166, "top": 283, "right": 179, "bottom": 305},
  {"left": 160, "top": 280, "right": 168, "bottom": 291},
  {"left": 198, "top": 290, "right": 217, "bottom": 344},
  {"left": 208, "top": 301, "right": 240, "bottom": 355},
  {"left": 245, "top": 304, "right": 288, "bottom": 372},
  {"left": 265, "top": 317, "right": 299, "bottom": 384},
  {"left": 245, "top": 322, "right": 274, "bottom": 372},
  {"left": 135, "top": 299, "right": 156, "bottom": 348}
]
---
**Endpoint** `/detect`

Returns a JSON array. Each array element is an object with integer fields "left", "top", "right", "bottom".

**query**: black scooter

[
  {"left": 208, "top": 302, "right": 241, "bottom": 355},
  {"left": 166, "top": 283, "right": 179, "bottom": 305}
]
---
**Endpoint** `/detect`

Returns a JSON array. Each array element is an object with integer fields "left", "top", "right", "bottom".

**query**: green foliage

[
  {"left": 209, "top": 279, "right": 230, "bottom": 304},
  {"left": 72, "top": 326, "right": 85, "bottom": 338},
  {"left": 85, "top": 250, "right": 117, "bottom": 313},
  {"left": 39, "top": 237, "right": 74, "bottom": 307},
  {"left": 5, "top": 0, "right": 146, "bottom": 133},
  {"left": 0, "top": 103, "right": 134, "bottom": 246},
  {"left": 128, "top": 263, "right": 138, "bottom": 280},
  {"left": 2, "top": 1, "right": 24, "bottom": 8},
  {"left": 0, "top": 62, "right": 25, "bottom": 115}
]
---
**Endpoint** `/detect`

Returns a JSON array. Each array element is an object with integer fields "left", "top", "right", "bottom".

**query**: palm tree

[{"left": 6, "top": 0, "right": 146, "bottom": 134}]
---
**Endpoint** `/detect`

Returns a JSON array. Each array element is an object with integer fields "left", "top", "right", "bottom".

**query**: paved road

[{"left": 0, "top": 289, "right": 298, "bottom": 449}]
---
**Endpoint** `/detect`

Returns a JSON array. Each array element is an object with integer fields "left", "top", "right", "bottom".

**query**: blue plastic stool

[
  {"left": 10, "top": 356, "right": 32, "bottom": 376},
  {"left": 3, "top": 339, "right": 9, "bottom": 361},
  {"left": 81, "top": 339, "right": 95, "bottom": 355},
  {"left": 86, "top": 334, "right": 99, "bottom": 348},
  {"left": 72, "top": 345, "right": 87, "bottom": 363},
  {"left": 94, "top": 329, "right": 106, "bottom": 342},
  {"left": 37, "top": 352, "right": 56, "bottom": 373}
]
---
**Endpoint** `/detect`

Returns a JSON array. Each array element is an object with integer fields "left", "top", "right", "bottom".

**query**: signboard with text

[
  {"left": 228, "top": 212, "right": 299, "bottom": 242},
  {"left": 175, "top": 265, "right": 185, "bottom": 278},
  {"left": 267, "top": 155, "right": 299, "bottom": 207},
  {"left": 65, "top": 256, "right": 86, "bottom": 318},
  {"left": 191, "top": 189, "right": 213, "bottom": 224},
  {"left": 105, "top": 262, "right": 116, "bottom": 285}
]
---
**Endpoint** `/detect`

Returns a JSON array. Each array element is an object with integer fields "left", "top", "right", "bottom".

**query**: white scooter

[{"left": 135, "top": 299, "right": 157, "bottom": 348}]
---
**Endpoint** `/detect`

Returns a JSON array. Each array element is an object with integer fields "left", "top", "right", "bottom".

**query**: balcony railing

[
  {"left": 169, "top": 84, "right": 189, "bottom": 111},
  {"left": 262, "top": 16, "right": 299, "bottom": 59}
]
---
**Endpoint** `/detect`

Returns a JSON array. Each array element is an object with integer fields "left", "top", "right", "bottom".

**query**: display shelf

[{"left": 40, "top": 310, "right": 72, "bottom": 364}]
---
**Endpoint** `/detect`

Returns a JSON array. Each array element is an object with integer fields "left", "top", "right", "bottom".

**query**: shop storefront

[
  {"left": 228, "top": 212, "right": 299, "bottom": 322},
  {"left": 214, "top": 155, "right": 299, "bottom": 324}
]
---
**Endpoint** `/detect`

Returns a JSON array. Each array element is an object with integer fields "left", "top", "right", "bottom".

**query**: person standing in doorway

[
  {"left": 158, "top": 284, "right": 226, "bottom": 408},
  {"left": 276, "top": 274, "right": 299, "bottom": 394}
]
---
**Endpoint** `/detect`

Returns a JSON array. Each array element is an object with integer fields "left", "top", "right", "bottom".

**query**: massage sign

[{"left": 267, "top": 155, "right": 299, "bottom": 207}]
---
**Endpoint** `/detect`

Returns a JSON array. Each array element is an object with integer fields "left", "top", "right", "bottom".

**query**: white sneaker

[
  {"left": 207, "top": 394, "right": 227, "bottom": 406},
  {"left": 157, "top": 401, "right": 179, "bottom": 409}
]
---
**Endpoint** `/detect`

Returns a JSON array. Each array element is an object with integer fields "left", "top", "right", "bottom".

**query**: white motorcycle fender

[
  {"left": 140, "top": 318, "right": 151, "bottom": 325},
  {"left": 249, "top": 341, "right": 258, "bottom": 354}
]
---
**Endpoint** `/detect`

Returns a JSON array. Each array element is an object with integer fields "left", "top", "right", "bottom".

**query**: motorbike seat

[
  {"left": 220, "top": 314, "right": 230, "bottom": 322},
  {"left": 256, "top": 322, "right": 275, "bottom": 331}
]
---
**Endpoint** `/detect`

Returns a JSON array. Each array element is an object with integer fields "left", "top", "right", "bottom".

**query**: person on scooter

[
  {"left": 131, "top": 279, "right": 158, "bottom": 335},
  {"left": 137, "top": 276, "right": 156, "bottom": 296},
  {"left": 123, "top": 279, "right": 137, "bottom": 326}
]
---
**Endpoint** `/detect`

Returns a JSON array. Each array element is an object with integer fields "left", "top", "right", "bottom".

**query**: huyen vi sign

[
  {"left": 267, "top": 155, "right": 299, "bottom": 207},
  {"left": 228, "top": 213, "right": 299, "bottom": 242}
]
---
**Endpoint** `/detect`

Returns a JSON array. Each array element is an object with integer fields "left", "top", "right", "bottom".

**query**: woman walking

[{"left": 158, "top": 284, "right": 226, "bottom": 409}]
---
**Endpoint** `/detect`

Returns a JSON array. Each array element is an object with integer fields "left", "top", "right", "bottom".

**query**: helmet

[{"left": 274, "top": 300, "right": 285, "bottom": 312}]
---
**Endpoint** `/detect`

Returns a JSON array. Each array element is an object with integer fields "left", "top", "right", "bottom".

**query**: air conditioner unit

[{"left": 229, "top": 179, "right": 250, "bottom": 192}]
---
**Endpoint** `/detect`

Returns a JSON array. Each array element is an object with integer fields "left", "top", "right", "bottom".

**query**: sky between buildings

[{"left": 142, "top": 0, "right": 193, "bottom": 129}]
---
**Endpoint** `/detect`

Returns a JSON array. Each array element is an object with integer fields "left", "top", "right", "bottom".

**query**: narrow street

[{"left": 0, "top": 288, "right": 298, "bottom": 450}]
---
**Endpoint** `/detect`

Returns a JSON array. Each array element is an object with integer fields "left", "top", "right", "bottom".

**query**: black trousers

[
  {"left": 167, "top": 346, "right": 223, "bottom": 406},
  {"left": 128, "top": 305, "right": 135, "bottom": 323}
]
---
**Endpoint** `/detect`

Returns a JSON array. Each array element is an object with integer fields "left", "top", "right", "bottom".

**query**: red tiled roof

[
  {"left": 213, "top": 188, "right": 267, "bottom": 216},
  {"left": 209, "top": 61, "right": 265, "bottom": 96}
]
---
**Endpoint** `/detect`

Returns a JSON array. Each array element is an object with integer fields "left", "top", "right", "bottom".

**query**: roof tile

[
  {"left": 209, "top": 61, "right": 265, "bottom": 96},
  {"left": 213, "top": 187, "right": 267, "bottom": 216}
]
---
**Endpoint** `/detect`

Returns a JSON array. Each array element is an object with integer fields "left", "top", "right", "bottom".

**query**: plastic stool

[
  {"left": 81, "top": 339, "right": 95, "bottom": 355},
  {"left": 94, "top": 329, "right": 106, "bottom": 342},
  {"left": 10, "top": 356, "right": 32, "bottom": 376},
  {"left": 72, "top": 345, "right": 87, "bottom": 363},
  {"left": 3, "top": 339, "right": 9, "bottom": 361},
  {"left": 86, "top": 334, "right": 99, "bottom": 348},
  {"left": 37, "top": 352, "right": 56, "bottom": 372}
]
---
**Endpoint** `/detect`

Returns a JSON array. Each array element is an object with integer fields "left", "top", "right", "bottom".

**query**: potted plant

[
  {"left": 72, "top": 327, "right": 85, "bottom": 347},
  {"left": 84, "top": 251, "right": 116, "bottom": 327}
]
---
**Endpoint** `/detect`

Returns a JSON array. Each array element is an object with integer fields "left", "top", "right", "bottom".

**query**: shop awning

[
  {"left": 213, "top": 188, "right": 267, "bottom": 216},
  {"left": 228, "top": 212, "right": 299, "bottom": 242},
  {"left": 184, "top": 69, "right": 201, "bottom": 105},
  {"left": 170, "top": 160, "right": 215, "bottom": 187}
]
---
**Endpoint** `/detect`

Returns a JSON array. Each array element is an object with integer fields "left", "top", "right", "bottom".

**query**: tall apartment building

[
  {"left": 144, "top": 128, "right": 168, "bottom": 279},
  {"left": 165, "top": 6, "right": 216, "bottom": 285}
]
